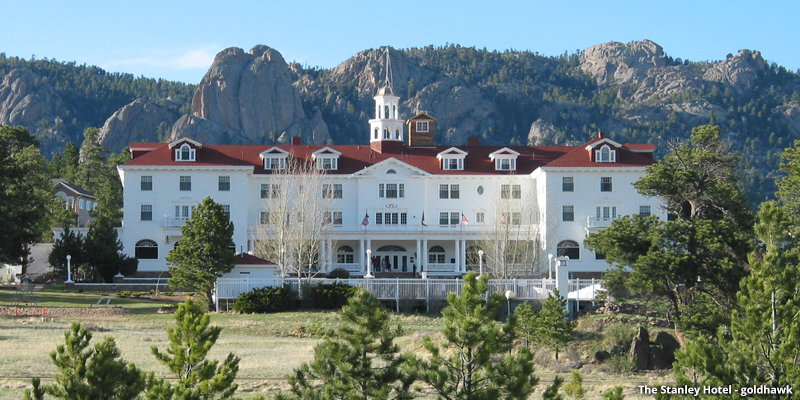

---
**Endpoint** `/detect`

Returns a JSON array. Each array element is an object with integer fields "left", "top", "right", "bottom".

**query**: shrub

[
  {"left": 326, "top": 268, "right": 350, "bottom": 279},
  {"left": 303, "top": 282, "right": 357, "bottom": 310},
  {"left": 232, "top": 284, "right": 297, "bottom": 314}
]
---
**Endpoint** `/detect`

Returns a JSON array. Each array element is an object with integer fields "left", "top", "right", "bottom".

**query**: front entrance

[{"left": 375, "top": 245, "right": 410, "bottom": 272}]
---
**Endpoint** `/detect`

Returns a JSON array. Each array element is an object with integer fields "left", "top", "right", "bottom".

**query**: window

[
  {"left": 264, "top": 157, "right": 286, "bottom": 170},
  {"left": 79, "top": 199, "right": 84, "bottom": 209},
  {"left": 218, "top": 176, "right": 230, "bottom": 191},
  {"left": 439, "top": 212, "right": 460, "bottom": 226},
  {"left": 135, "top": 239, "right": 158, "bottom": 259},
  {"left": 337, "top": 246, "right": 354, "bottom": 263},
  {"left": 501, "top": 184, "right": 521, "bottom": 199},
  {"left": 261, "top": 184, "right": 280, "bottom": 198},
  {"left": 443, "top": 158, "right": 463, "bottom": 170},
  {"left": 260, "top": 211, "right": 272, "bottom": 225},
  {"left": 179, "top": 176, "right": 192, "bottom": 191},
  {"left": 562, "top": 205, "right": 574, "bottom": 222},
  {"left": 496, "top": 158, "right": 516, "bottom": 171},
  {"left": 318, "top": 157, "right": 338, "bottom": 170},
  {"left": 323, "top": 184, "right": 343, "bottom": 199},
  {"left": 175, "top": 144, "right": 196, "bottom": 161},
  {"left": 562, "top": 177, "right": 574, "bottom": 192},
  {"left": 221, "top": 205, "right": 230, "bottom": 221},
  {"left": 324, "top": 211, "right": 343, "bottom": 225},
  {"left": 639, "top": 205, "right": 652, "bottom": 217},
  {"left": 595, "top": 145, "right": 616, "bottom": 163},
  {"left": 428, "top": 246, "right": 445, "bottom": 263},
  {"left": 439, "top": 184, "right": 460, "bottom": 199},
  {"left": 600, "top": 177, "right": 612, "bottom": 192},
  {"left": 416, "top": 121, "right": 429, "bottom": 132},
  {"left": 596, "top": 206, "right": 617, "bottom": 221},
  {"left": 140, "top": 205, "right": 153, "bottom": 221},
  {"left": 476, "top": 212, "right": 485, "bottom": 223},
  {"left": 141, "top": 176, "right": 153, "bottom": 191},
  {"left": 595, "top": 252, "right": 606, "bottom": 260},
  {"left": 378, "top": 183, "right": 404, "bottom": 198},
  {"left": 511, "top": 212, "right": 522, "bottom": 225},
  {"left": 375, "top": 212, "right": 407, "bottom": 225},
  {"left": 175, "top": 205, "right": 195, "bottom": 221},
  {"left": 557, "top": 240, "right": 580, "bottom": 260}
]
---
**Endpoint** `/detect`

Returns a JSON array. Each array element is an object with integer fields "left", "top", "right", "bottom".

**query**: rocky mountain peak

[
  {"left": 0, "top": 68, "right": 68, "bottom": 137},
  {"left": 580, "top": 39, "right": 668, "bottom": 85}
]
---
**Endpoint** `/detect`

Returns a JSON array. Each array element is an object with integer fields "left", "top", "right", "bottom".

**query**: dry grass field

[{"left": 0, "top": 288, "right": 673, "bottom": 399}]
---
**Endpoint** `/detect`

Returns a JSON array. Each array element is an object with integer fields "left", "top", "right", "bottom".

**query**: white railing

[
  {"left": 586, "top": 216, "right": 615, "bottom": 228},
  {"left": 162, "top": 217, "right": 188, "bottom": 228},
  {"left": 215, "top": 277, "right": 603, "bottom": 305}
]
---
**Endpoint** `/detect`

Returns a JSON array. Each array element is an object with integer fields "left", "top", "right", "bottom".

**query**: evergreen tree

[
  {"left": 602, "top": 387, "right": 625, "bottom": 400},
  {"left": 563, "top": 370, "right": 585, "bottom": 400},
  {"left": 76, "top": 127, "right": 108, "bottom": 192},
  {"left": 83, "top": 216, "right": 137, "bottom": 282},
  {"left": 513, "top": 301, "right": 537, "bottom": 347},
  {"left": 166, "top": 197, "right": 235, "bottom": 309},
  {"left": 278, "top": 290, "right": 415, "bottom": 400},
  {"left": 151, "top": 299, "right": 240, "bottom": 400},
  {"left": 585, "top": 125, "right": 754, "bottom": 338},
  {"left": 0, "top": 126, "right": 57, "bottom": 272},
  {"left": 48, "top": 226, "right": 85, "bottom": 281},
  {"left": 24, "top": 322, "right": 145, "bottom": 400},
  {"left": 534, "top": 290, "right": 574, "bottom": 361},
  {"left": 413, "top": 271, "right": 539, "bottom": 400}
]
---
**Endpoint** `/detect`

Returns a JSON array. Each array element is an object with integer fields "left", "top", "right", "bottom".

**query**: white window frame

[
  {"left": 476, "top": 212, "right": 485, "bottom": 224},
  {"left": 260, "top": 184, "right": 280, "bottom": 199},
  {"left": 595, "top": 144, "right": 617, "bottom": 163},
  {"left": 175, "top": 144, "right": 196, "bottom": 161},
  {"left": 439, "top": 211, "right": 460, "bottom": 227},
  {"left": 600, "top": 177, "right": 613, "bottom": 192},
  {"left": 323, "top": 184, "right": 343, "bottom": 199},
  {"left": 140, "top": 204, "right": 153, "bottom": 221},
  {"left": 141, "top": 175, "right": 153, "bottom": 191},
  {"left": 375, "top": 212, "right": 407, "bottom": 225},
  {"left": 439, "top": 184, "right": 460, "bottom": 199},
  {"left": 501, "top": 184, "right": 522, "bottom": 199},
  {"left": 378, "top": 183, "right": 404, "bottom": 198},
  {"left": 325, "top": 211, "right": 343, "bottom": 225},
  {"left": 179, "top": 176, "right": 192, "bottom": 191},
  {"left": 218, "top": 176, "right": 230, "bottom": 191},
  {"left": 496, "top": 158, "right": 516, "bottom": 171},
  {"left": 639, "top": 205, "right": 652, "bottom": 218},
  {"left": 562, "top": 177, "right": 574, "bottom": 192},
  {"left": 416, "top": 120, "right": 430, "bottom": 132},
  {"left": 562, "top": 205, "right": 574, "bottom": 222}
]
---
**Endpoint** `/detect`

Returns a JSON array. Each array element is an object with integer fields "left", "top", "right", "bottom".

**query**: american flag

[
  {"left": 361, "top": 211, "right": 370, "bottom": 226},
  {"left": 461, "top": 213, "right": 469, "bottom": 225},
  {"left": 421, "top": 212, "right": 428, "bottom": 227}
]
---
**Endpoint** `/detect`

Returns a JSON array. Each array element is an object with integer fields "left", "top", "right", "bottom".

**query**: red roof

[
  {"left": 124, "top": 139, "right": 655, "bottom": 174},
  {"left": 234, "top": 253, "right": 276, "bottom": 265}
]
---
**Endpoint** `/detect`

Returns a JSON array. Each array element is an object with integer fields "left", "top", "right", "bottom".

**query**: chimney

[
  {"left": 467, "top": 136, "right": 480, "bottom": 146},
  {"left": 598, "top": 131, "right": 605, "bottom": 139},
  {"left": 291, "top": 136, "right": 302, "bottom": 145}
]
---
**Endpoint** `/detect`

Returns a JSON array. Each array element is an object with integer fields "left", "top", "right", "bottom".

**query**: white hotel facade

[{"left": 117, "top": 83, "right": 662, "bottom": 279}]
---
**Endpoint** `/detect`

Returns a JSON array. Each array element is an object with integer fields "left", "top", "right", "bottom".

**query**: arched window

[
  {"left": 374, "top": 128, "right": 379, "bottom": 140},
  {"left": 383, "top": 128, "right": 390, "bottom": 139},
  {"left": 337, "top": 245, "right": 354, "bottom": 263},
  {"left": 428, "top": 245, "right": 446, "bottom": 264},
  {"left": 557, "top": 240, "right": 580, "bottom": 260},
  {"left": 384, "top": 105, "right": 390, "bottom": 119},
  {"left": 175, "top": 144, "right": 196, "bottom": 161},
  {"left": 596, "top": 145, "right": 616, "bottom": 163},
  {"left": 392, "top": 105, "right": 396, "bottom": 119},
  {"left": 135, "top": 239, "right": 158, "bottom": 259},
  {"left": 395, "top": 128, "right": 401, "bottom": 139},
  {"left": 386, "top": 169, "right": 396, "bottom": 174}
]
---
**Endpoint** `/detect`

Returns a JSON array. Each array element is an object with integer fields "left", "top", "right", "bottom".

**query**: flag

[
  {"left": 421, "top": 212, "right": 428, "bottom": 227},
  {"left": 500, "top": 213, "right": 508, "bottom": 225},
  {"left": 361, "top": 211, "right": 370, "bottom": 226},
  {"left": 461, "top": 213, "right": 469, "bottom": 225}
]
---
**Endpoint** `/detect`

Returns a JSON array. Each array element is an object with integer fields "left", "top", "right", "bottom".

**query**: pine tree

[
  {"left": 513, "top": 301, "right": 537, "bottom": 347},
  {"left": 151, "top": 299, "right": 240, "bottom": 399},
  {"left": 24, "top": 322, "right": 145, "bottom": 400},
  {"left": 414, "top": 271, "right": 539, "bottom": 400},
  {"left": 278, "top": 290, "right": 415, "bottom": 400},
  {"left": 563, "top": 370, "right": 585, "bottom": 400},
  {"left": 83, "top": 216, "right": 137, "bottom": 282},
  {"left": 166, "top": 197, "right": 235, "bottom": 309},
  {"left": 535, "top": 290, "right": 574, "bottom": 361},
  {"left": 48, "top": 226, "right": 85, "bottom": 281}
]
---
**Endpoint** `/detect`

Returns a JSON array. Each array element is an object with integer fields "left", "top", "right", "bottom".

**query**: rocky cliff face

[
  {"left": 98, "top": 99, "right": 180, "bottom": 152},
  {"left": 172, "top": 45, "right": 329, "bottom": 145},
  {"left": 0, "top": 68, "right": 68, "bottom": 147}
]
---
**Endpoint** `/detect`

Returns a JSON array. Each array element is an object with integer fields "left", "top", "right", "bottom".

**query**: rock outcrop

[
  {"left": 98, "top": 99, "right": 180, "bottom": 153},
  {"left": 580, "top": 40, "right": 668, "bottom": 85},
  {"left": 172, "top": 45, "right": 329, "bottom": 145},
  {"left": 0, "top": 68, "right": 68, "bottom": 137}
]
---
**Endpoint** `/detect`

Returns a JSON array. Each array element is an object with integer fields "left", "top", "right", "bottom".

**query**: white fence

[{"left": 214, "top": 277, "right": 603, "bottom": 312}]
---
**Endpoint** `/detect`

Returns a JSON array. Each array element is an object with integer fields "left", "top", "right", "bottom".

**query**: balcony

[{"left": 162, "top": 217, "right": 188, "bottom": 228}]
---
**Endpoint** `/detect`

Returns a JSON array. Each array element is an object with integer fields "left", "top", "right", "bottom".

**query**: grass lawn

[{"left": 0, "top": 289, "right": 673, "bottom": 399}]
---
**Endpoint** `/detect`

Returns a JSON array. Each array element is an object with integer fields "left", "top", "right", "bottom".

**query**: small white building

[{"left": 117, "top": 78, "right": 662, "bottom": 279}]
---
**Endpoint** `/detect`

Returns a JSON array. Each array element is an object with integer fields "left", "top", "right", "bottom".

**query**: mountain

[{"left": 1, "top": 40, "right": 799, "bottom": 204}]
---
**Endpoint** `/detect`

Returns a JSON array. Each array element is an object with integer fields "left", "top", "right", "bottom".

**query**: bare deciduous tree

[{"left": 253, "top": 155, "right": 336, "bottom": 278}]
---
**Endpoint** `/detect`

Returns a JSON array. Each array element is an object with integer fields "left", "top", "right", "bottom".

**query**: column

[
  {"left": 366, "top": 239, "right": 372, "bottom": 273},
  {"left": 461, "top": 239, "right": 467, "bottom": 273},
  {"left": 555, "top": 256, "right": 570, "bottom": 314},
  {"left": 359, "top": 239, "right": 365, "bottom": 274},
  {"left": 421, "top": 239, "right": 428, "bottom": 272},
  {"left": 416, "top": 239, "right": 421, "bottom": 273},
  {"left": 454, "top": 239, "right": 460, "bottom": 274}
]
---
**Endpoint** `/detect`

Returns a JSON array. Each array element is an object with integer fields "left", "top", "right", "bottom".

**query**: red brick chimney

[{"left": 292, "top": 136, "right": 302, "bottom": 145}]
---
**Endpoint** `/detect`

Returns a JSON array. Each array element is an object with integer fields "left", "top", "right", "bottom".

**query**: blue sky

[{"left": 6, "top": 1, "right": 799, "bottom": 84}]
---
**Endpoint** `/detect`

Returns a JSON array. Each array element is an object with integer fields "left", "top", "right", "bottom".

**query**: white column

[
  {"left": 461, "top": 240, "right": 467, "bottom": 272},
  {"left": 366, "top": 239, "right": 372, "bottom": 273},
  {"left": 359, "top": 239, "right": 365, "bottom": 273},
  {"left": 416, "top": 239, "right": 421, "bottom": 272},
  {"left": 422, "top": 239, "right": 428, "bottom": 272},
  {"left": 454, "top": 239, "right": 460, "bottom": 273},
  {"left": 555, "top": 256, "right": 570, "bottom": 314}
]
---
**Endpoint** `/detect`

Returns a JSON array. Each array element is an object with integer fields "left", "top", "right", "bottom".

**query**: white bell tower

[{"left": 369, "top": 48, "right": 404, "bottom": 152}]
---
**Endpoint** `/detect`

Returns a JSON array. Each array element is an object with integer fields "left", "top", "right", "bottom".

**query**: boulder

[
  {"left": 594, "top": 350, "right": 612, "bottom": 363},
  {"left": 630, "top": 326, "right": 650, "bottom": 370}
]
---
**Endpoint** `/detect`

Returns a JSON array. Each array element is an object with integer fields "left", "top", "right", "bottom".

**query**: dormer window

[
  {"left": 416, "top": 121, "right": 429, "bottom": 132},
  {"left": 312, "top": 147, "right": 341, "bottom": 171},
  {"left": 437, "top": 147, "right": 467, "bottom": 171},
  {"left": 489, "top": 148, "right": 520, "bottom": 171},
  {"left": 596, "top": 145, "right": 616, "bottom": 163},
  {"left": 175, "top": 144, "right": 196, "bottom": 161},
  {"left": 260, "top": 147, "right": 290, "bottom": 170}
]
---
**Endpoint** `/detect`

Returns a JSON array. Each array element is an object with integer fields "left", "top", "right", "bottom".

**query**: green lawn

[{"left": 0, "top": 289, "right": 672, "bottom": 399}]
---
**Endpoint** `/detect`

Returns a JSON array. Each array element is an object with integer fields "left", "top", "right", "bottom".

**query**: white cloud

[{"left": 97, "top": 45, "right": 220, "bottom": 82}]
